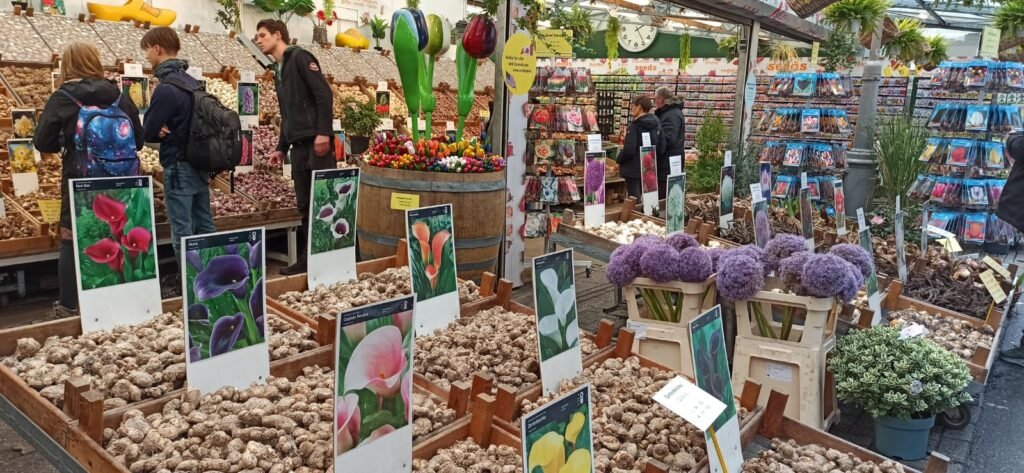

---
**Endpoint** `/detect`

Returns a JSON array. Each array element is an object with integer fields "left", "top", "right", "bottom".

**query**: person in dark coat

[
  {"left": 616, "top": 96, "right": 662, "bottom": 200},
  {"left": 655, "top": 86, "right": 685, "bottom": 199},
  {"left": 35, "top": 42, "right": 144, "bottom": 318},
  {"left": 997, "top": 133, "right": 1024, "bottom": 366}
]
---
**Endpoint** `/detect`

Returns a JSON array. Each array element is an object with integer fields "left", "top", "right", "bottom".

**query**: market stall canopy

[{"left": 656, "top": 0, "right": 831, "bottom": 42}]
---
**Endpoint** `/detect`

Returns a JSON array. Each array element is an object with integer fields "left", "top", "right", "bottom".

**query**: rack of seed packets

[
  {"left": 756, "top": 72, "right": 853, "bottom": 229},
  {"left": 908, "top": 60, "right": 1024, "bottom": 252}
]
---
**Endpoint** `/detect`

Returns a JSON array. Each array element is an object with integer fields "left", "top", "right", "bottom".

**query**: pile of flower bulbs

[
  {"left": 888, "top": 308, "right": 994, "bottom": 360},
  {"left": 206, "top": 77, "right": 237, "bottom": 110},
  {"left": 741, "top": 439, "right": 908, "bottom": 472},
  {"left": 139, "top": 147, "right": 161, "bottom": 174},
  {"left": 412, "top": 439, "right": 521, "bottom": 472},
  {"left": 576, "top": 219, "right": 665, "bottom": 244}
]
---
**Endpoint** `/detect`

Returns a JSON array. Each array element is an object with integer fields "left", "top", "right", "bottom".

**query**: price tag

[
  {"left": 926, "top": 224, "right": 957, "bottom": 240},
  {"left": 750, "top": 183, "right": 763, "bottom": 203},
  {"left": 938, "top": 237, "right": 962, "bottom": 253},
  {"left": 642, "top": 132, "right": 651, "bottom": 147},
  {"left": 587, "top": 134, "right": 602, "bottom": 153},
  {"left": 899, "top": 323, "right": 929, "bottom": 340},
  {"left": 240, "top": 70, "right": 256, "bottom": 83},
  {"left": 800, "top": 172, "right": 808, "bottom": 189},
  {"left": 187, "top": 67, "right": 203, "bottom": 81},
  {"left": 445, "top": 121, "right": 455, "bottom": 131},
  {"left": 377, "top": 80, "right": 388, "bottom": 91},
  {"left": 980, "top": 270, "right": 1008, "bottom": 303},
  {"left": 479, "top": 109, "right": 490, "bottom": 120},
  {"left": 390, "top": 192, "right": 420, "bottom": 210},
  {"left": 653, "top": 376, "right": 727, "bottom": 432},
  {"left": 626, "top": 320, "right": 647, "bottom": 340},
  {"left": 379, "top": 117, "right": 394, "bottom": 130},
  {"left": 856, "top": 208, "right": 866, "bottom": 231},
  {"left": 724, "top": 150, "right": 732, "bottom": 167},
  {"left": 983, "top": 256, "right": 1012, "bottom": 280},
  {"left": 418, "top": 118, "right": 427, "bottom": 132},
  {"left": 0, "top": 197, "right": 5, "bottom": 219},
  {"left": 669, "top": 155, "right": 682, "bottom": 175},
  {"left": 896, "top": 195, "right": 901, "bottom": 214},
  {"left": 123, "top": 63, "right": 143, "bottom": 76},
  {"left": 332, "top": 119, "right": 341, "bottom": 131},
  {"left": 38, "top": 199, "right": 60, "bottom": 223}
]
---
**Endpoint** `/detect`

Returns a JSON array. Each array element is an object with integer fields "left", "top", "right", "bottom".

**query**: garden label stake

[
  {"left": 688, "top": 305, "right": 743, "bottom": 473},
  {"left": 640, "top": 145, "right": 659, "bottom": 215},
  {"left": 308, "top": 169, "right": 360, "bottom": 288},
  {"left": 521, "top": 384, "right": 595, "bottom": 473},
  {"left": 532, "top": 248, "right": 584, "bottom": 395},
  {"left": 334, "top": 295, "right": 415, "bottom": 473},
  {"left": 70, "top": 176, "right": 162, "bottom": 332},
  {"left": 182, "top": 227, "right": 270, "bottom": 394},
  {"left": 405, "top": 204, "right": 460, "bottom": 335},
  {"left": 583, "top": 151, "right": 606, "bottom": 228}
]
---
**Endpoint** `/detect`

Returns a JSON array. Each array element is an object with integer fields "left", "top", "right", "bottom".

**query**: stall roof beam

[
  {"left": 660, "top": 0, "right": 830, "bottom": 42},
  {"left": 889, "top": 0, "right": 995, "bottom": 15},
  {"left": 915, "top": 0, "right": 948, "bottom": 25}
]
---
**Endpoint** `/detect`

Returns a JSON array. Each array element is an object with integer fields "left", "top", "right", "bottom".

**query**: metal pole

[
  {"left": 843, "top": 17, "right": 883, "bottom": 216},
  {"left": 492, "top": 1, "right": 511, "bottom": 282},
  {"left": 730, "top": 21, "right": 760, "bottom": 146}
]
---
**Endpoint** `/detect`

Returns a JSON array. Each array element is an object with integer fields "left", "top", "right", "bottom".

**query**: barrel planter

[{"left": 357, "top": 164, "right": 506, "bottom": 281}]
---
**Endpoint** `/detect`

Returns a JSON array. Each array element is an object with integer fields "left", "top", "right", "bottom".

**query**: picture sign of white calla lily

[{"left": 533, "top": 248, "right": 585, "bottom": 396}]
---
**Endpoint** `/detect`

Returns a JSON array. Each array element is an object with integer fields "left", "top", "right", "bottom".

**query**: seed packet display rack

[
  {"left": 754, "top": 73, "right": 854, "bottom": 219},
  {"left": 909, "top": 61, "right": 1024, "bottom": 253}
]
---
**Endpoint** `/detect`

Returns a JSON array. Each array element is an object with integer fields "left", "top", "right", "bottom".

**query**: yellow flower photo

[{"left": 522, "top": 385, "right": 593, "bottom": 473}]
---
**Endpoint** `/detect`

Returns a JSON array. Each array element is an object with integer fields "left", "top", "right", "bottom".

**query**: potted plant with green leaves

[
  {"left": 370, "top": 16, "right": 388, "bottom": 50},
  {"left": 830, "top": 326, "right": 972, "bottom": 461},
  {"left": 340, "top": 99, "right": 382, "bottom": 155}
]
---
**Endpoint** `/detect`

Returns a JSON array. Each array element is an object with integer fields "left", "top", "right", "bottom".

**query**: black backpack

[{"left": 163, "top": 77, "right": 242, "bottom": 173}]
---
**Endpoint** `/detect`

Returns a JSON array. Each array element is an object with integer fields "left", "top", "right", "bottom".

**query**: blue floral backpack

[{"left": 60, "top": 90, "right": 139, "bottom": 177}]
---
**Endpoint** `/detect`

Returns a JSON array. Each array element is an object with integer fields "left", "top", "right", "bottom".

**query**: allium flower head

[
  {"left": 705, "top": 247, "right": 725, "bottom": 272},
  {"left": 717, "top": 254, "right": 764, "bottom": 301},
  {"left": 840, "top": 258, "right": 864, "bottom": 288},
  {"left": 666, "top": 232, "right": 699, "bottom": 252},
  {"left": 779, "top": 252, "right": 812, "bottom": 292},
  {"left": 607, "top": 246, "right": 639, "bottom": 287},
  {"left": 763, "top": 234, "right": 807, "bottom": 273},
  {"left": 640, "top": 242, "right": 679, "bottom": 282},
  {"left": 837, "top": 263, "right": 861, "bottom": 303},
  {"left": 800, "top": 254, "right": 855, "bottom": 299},
  {"left": 829, "top": 243, "right": 874, "bottom": 280},
  {"left": 676, "top": 247, "right": 713, "bottom": 282}
]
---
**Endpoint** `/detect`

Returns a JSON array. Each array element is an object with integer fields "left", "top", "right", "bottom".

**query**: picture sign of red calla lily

[{"left": 75, "top": 188, "right": 157, "bottom": 290}]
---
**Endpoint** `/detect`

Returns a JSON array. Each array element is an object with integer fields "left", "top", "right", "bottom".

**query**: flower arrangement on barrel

[
  {"left": 363, "top": 135, "right": 505, "bottom": 173},
  {"left": 185, "top": 241, "right": 264, "bottom": 362},
  {"left": 75, "top": 190, "right": 156, "bottom": 290}
]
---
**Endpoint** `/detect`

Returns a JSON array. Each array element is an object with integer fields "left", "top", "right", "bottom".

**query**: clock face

[{"left": 618, "top": 25, "right": 657, "bottom": 53}]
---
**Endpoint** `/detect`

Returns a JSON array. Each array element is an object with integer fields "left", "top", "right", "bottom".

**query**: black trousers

[
  {"left": 624, "top": 177, "right": 642, "bottom": 200},
  {"left": 289, "top": 141, "right": 335, "bottom": 262},
  {"left": 59, "top": 238, "right": 77, "bottom": 310}
]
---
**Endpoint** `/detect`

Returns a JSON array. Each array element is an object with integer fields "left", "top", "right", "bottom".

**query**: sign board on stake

[
  {"left": 521, "top": 385, "right": 594, "bottom": 473},
  {"left": 38, "top": 199, "right": 60, "bottom": 223},
  {"left": 719, "top": 165, "right": 735, "bottom": 228},
  {"left": 654, "top": 376, "right": 727, "bottom": 432},
  {"left": 406, "top": 204, "right": 460, "bottom": 335},
  {"left": 71, "top": 176, "right": 162, "bottom": 333},
  {"left": 640, "top": 146, "right": 659, "bottom": 215},
  {"left": 334, "top": 295, "right": 414, "bottom": 473},
  {"left": 983, "top": 256, "right": 1012, "bottom": 280},
  {"left": 834, "top": 179, "right": 847, "bottom": 236},
  {"left": 857, "top": 211, "right": 882, "bottom": 322},
  {"left": 583, "top": 152, "right": 606, "bottom": 228},
  {"left": 532, "top": 248, "right": 584, "bottom": 395},
  {"left": 308, "top": 169, "right": 359, "bottom": 288},
  {"left": 689, "top": 305, "right": 744, "bottom": 473},
  {"left": 981, "top": 26, "right": 1002, "bottom": 60},
  {"left": 980, "top": 270, "right": 1008, "bottom": 303},
  {"left": 182, "top": 227, "right": 269, "bottom": 393},
  {"left": 666, "top": 173, "right": 686, "bottom": 234},
  {"left": 7, "top": 139, "right": 40, "bottom": 196},
  {"left": 669, "top": 155, "right": 683, "bottom": 175},
  {"left": 895, "top": 196, "right": 907, "bottom": 281}
]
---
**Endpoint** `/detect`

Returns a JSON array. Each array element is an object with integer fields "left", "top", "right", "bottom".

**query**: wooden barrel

[{"left": 357, "top": 164, "right": 506, "bottom": 281}]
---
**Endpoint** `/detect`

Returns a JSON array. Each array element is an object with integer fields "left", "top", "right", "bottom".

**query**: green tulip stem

[
  {"left": 455, "top": 44, "right": 477, "bottom": 142},
  {"left": 418, "top": 52, "right": 436, "bottom": 137},
  {"left": 780, "top": 307, "right": 794, "bottom": 341},
  {"left": 393, "top": 18, "right": 422, "bottom": 142},
  {"left": 751, "top": 302, "right": 777, "bottom": 339},
  {"left": 640, "top": 289, "right": 667, "bottom": 321}
]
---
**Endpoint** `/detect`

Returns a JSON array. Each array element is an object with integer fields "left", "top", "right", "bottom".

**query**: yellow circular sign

[{"left": 502, "top": 32, "right": 537, "bottom": 95}]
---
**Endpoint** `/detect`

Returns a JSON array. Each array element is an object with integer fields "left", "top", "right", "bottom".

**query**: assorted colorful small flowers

[{"left": 364, "top": 136, "right": 505, "bottom": 173}]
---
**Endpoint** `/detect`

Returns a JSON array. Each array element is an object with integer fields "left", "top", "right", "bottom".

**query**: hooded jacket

[
  {"left": 656, "top": 102, "right": 685, "bottom": 178},
  {"left": 616, "top": 113, "right": 663, "bottom": 179},
  {"left": 145, "top": 59, "right": 196, "bottom": 168},
  {"left": 997, "top": 133, "right": 1024, "bottom": 231},
  {"left": 274, "top": 46, "right": 333, "bottom": 152},
  {"left": 35, "top": 78, "right": 144, "bottom": 228}
]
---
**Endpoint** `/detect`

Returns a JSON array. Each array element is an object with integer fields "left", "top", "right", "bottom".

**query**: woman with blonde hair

[{"left": 35, "top": 41, "right": 144, "bottom": 318}]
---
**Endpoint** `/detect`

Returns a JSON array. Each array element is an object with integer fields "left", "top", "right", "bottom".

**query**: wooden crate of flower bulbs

[
  {"left": 412, "top": 391, "right": 523, "bottom": 472},
  {"left": 613, "top": 196, "right": 740, "bottom": 249},
  {"left": 0, "top": 296, "right": 322, "bottom": 457},
  {"left": 0, "top": 193, "right": 55, "bottom": 257},
  {"left": 880, "top": 267, "right": 1017, "bottom": 384},
  {"left": 491, "top": 321, "right": 761, "bottom": 473}
]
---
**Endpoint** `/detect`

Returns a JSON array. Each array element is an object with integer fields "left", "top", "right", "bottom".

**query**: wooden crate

[
  {"left": 0, "top": 298, "right": 313, "bottom": 451},
  {"left": 412, "top": 392, "right": 521, "bottom": 464},
  {"left": 213, "top": 174, "right": 301, "bottom": 222},
  {"left": 616, "top": 196, "right": 738, "bottom": 249},
  {"left": 880, "top": 278, "right": 1013, "bottom": 384},
  {"left": 492, "top": 320, "right": 762, "bottom": 473},
  {"left": 0, "top": 194, "right": 55, "bottom": 257},
  {"left": 623, "top": 276, "right": 718, "bottom": 374}
]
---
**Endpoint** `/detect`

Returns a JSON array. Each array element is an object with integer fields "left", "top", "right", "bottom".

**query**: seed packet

[
  {"left": 547, "top": 67, "right": 570, "bottom": 93},
  {"left": 985, "top": 141, "right": 1006, "bottom": 169},
  {"left": 807, "top": 176, "right": 821, "bottom": 200},
  {"left": 920, "top": 138, "right": 941, "bottom": 163},
  {"left": 768, "top": 73, "right": 789, "bottom": 95},
  {"left": 793, "top": 73, "right": 816, "bottom": 96},
  {"left": 768, "top": 110, "right": 784, "bottom": 132},
  {"left": 1008, "top": 63, "right": 1024, "bottom": 88},
  {"left": 783, "top": 143, "right": 805, "bottom": 167},
  {"left": 988, "top": 179, "right": 1006, "bottom": 204},
  {"left": 930, "top": 62, "right": 949, "bottom": 87},
  {"left": 772, "top": 175, "right": 794, "bottom": 199},
  {"left": 943, "top": 178, "right": 964, "bottom": 207},
  {"left": 534, "top": 139, "right": 555, "bottom": 161},
  {"left": 556, "top": 139, "right": 576, "bottom": 164},
  {"left": 930, "top": 177, "right": 951, "bottom": 203},
  {"left": 963, "top": 213, "right": 987, "bottom": 243},
  {"left": 1010, "top": 105, "right": 1024, "bottom": 132},
  {"left": 927, "top": 104, "right": 947, "bottom": 129},
  {"left": 965, "top": 179, "right": 989, "bottom": 208},
  {"left": 563, "top": 105, "right": 584, "bottom": 132},
  {"left": 945, "top": 139, "right": 973, "bottom": 166},
  {"left": 801, "top": 109, "right": 820, "bottom": 133},
  {"left": 759, "top": 141, "right": 776, "bottom": 163},
  {"left": 573, "top": 68, "right": 591, "bottom": 94},
  {"left": 928, "top": 211, "right": 956, "bottom": 232},
  {"left": 582, "top": 105, "right": 599, "bottom": 131},
  {"left": 908, "top": 174, "right": 929, "bottom": 201},
  {"left": 964, "top": 62, "right": 989, "bottom": 88},
  {"left": 834, "top": 110, "right": 852, "bottom": 133},
  {"left": 966, "top": 105, "right": 990, "bottom": 132}
]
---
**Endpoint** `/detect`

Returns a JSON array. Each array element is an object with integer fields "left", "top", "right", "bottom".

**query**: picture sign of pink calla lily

[
  {"left": 407, "top": 209, "right": 458, "bottom": 303},
  {"left": 412, "top": 221, "right": 450, "bottom": 289}
]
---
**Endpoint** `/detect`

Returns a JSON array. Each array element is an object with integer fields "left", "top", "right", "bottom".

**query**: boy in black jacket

[
  {"left": 257, "top": 19, "right": 336, "bottom": 275},
  {"left": 141, "top": 27, "right": 215, "bottom": 271}
]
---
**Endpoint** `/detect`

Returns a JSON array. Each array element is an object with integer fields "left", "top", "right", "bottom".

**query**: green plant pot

[{"left": 873, "top": 415, "right": 935, "bottom": 461}]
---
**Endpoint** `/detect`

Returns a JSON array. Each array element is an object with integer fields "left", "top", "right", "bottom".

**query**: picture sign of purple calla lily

[
  {"left": 311, "top": 169, "right": 359, "bottom": 255},
  {"left": 335, "top": 295, "right": 414, "bottom": 465},
  {"left": 183, "top": 229, "right": 266, "bottom": 363}
]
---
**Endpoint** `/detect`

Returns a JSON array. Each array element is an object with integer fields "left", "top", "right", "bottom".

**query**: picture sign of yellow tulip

[{"left": 521, "top": 385, "right": 594, "bottom": 473}]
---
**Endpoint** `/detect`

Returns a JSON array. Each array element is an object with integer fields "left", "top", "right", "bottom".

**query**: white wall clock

[{"left": 618, "top": 24, "right": 658, "bottom": 53}]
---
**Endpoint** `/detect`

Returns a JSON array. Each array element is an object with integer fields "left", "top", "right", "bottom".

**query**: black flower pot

[{"left": 350, "top": 136, "right": 370, "bottom": 155}]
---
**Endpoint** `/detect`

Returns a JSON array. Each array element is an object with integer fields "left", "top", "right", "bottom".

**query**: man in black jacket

[
  {"left": 257, "top": 19, "right": 336, "bottom": 275},
  {"left": 996, "top": 133, "right": 1024, "bottom": 366},
  {"left": 616, "top": 96, "right": 663, "bottom": 199},
  {"left": 655, "top": 87, "right": 685, "bottom": 200}
]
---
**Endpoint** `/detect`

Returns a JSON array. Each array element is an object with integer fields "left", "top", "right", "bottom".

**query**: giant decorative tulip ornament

[
  {"left": 418, "top": 14, "right": 451, "bottom": 135},
  {"left": 456, "top": 2, "right": 498, "bottom": 140},
  {"left": 391, "top": 2, "right": 426, "bottom": 141}
]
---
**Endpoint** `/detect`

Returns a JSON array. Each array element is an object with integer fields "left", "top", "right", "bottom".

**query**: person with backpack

[
  {"left": 34, "top": 42, "right": 144, "bottom": 318},
  {"left": 141, "top": 27, "right": 221, "bottom": 273},
  {"left": 256, "top": 19, "right": 336, "bottom": 276}
]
